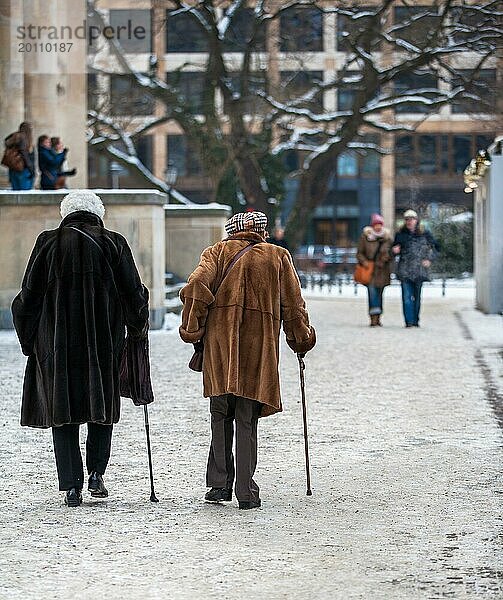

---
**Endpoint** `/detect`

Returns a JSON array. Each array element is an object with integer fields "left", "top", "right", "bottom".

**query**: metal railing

[{"left": 298, "top": 272, "right": 473, "bottom": 297}]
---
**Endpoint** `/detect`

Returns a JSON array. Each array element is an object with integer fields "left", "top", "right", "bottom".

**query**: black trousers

[
  {"left": 52, "top": 423, "right": 113, "bottom": 491},
  {"left": 206, "top": 394, "right": 262, "bottom": 503}
]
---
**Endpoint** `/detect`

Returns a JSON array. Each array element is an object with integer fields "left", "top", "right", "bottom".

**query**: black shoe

[
  {"left": 204, "top": 487, "right": 232, "bottom": 503},
  {"left": 238, "top": 499, "right": 261, "bottom": 510},
  {"left": 65, "top": 488, "right": 83, "bottom": 507},
  {"left": 88, "top": 472, "right": 108, "bottom": 498}
]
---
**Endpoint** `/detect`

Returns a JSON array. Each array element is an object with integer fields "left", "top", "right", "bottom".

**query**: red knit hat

[{"left": 371, "top": 213, "right": 384, "bottom": 226}]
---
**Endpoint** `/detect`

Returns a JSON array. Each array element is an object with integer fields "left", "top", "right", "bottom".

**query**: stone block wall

[{"left": 0, "top": 190, "right": 167, "bottom": 328}]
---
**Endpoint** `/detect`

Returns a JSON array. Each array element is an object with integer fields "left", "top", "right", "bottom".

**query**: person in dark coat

[
  {"left": 4, "top": 122, "right": 35, "bottom": 190},
  {"left": 37, "top": 135, "right": 67, "bottom": 190},
  {"left": 392, "top": 209, "right": 440, "bottom": 328},
  {"left": 269, "top": 226, "right": 290, "bottom": 252},
  {"left": 12, "top": 191, "right": 149, "bottom": 506}
]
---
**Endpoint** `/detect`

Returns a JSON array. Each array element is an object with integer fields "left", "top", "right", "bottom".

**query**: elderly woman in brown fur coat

[
  {"left": 179, "top": 211, "right": 316, "bottom": 510},
  {"left": 356, "top": 213, "right": 393, "bottom": 327}
]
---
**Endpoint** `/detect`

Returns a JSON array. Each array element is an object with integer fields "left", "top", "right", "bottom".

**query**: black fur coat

[{"left": 12, "top": 211, "right": 149, "bottom": 428}]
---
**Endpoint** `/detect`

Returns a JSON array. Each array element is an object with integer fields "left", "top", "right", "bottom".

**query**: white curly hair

[{"left": 60, "top": 190, "right": 105, "bottom": 220}]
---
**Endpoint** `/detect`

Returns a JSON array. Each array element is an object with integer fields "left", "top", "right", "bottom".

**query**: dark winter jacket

[
  {"left": 356, "top": 227, "right": 393, "bottom": 288},
  {"left": 393, "top": 226, "right": 440, "bottom": 283},
  {"left": 38, "top": 145, "right": 66, "bottom": 190},
  {"left": 12, "top": 211, "right": 149, "bottom": 428}
]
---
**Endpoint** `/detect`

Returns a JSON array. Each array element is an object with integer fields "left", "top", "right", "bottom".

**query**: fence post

[{"left": 442, "top": 278, "right": 446, "bottom": 297}]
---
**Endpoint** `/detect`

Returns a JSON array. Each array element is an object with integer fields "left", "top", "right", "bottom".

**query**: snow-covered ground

[{"left": 1, "top": 295, "right": 502, "bottom": 599}]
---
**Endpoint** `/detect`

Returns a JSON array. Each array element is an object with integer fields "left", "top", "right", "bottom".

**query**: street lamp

[
  {"left": 164, "top": 162, "right": 178, "bottom": 202},
  {"left": 109, "top": 161, "right": 124, "bottom": 189}
]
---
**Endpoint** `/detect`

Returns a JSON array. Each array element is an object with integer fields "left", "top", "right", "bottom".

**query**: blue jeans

[
  {"left": 401, "top": 280, "right": 423, "bottom": 326},
  {"left": 9, "top": 168, "right": 33, "bottom": 190},
  {"left": 367, "top": 286, "right": 384, "bottom": 315}
]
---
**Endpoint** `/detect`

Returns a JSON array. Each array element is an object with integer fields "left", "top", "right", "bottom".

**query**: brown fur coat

[
  {"left": 179, "top": 231, "right": 316, "bottom": 417},
  {"left": 356, "top": 227, "right": 393, "bottom": 288}
]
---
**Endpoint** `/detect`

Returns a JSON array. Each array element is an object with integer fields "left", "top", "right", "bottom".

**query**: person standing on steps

[
  {"left": 12, "top": 191, "right": 149, "bottom": 507},
  {"left": 179, "top": 211, "right": 316, "bottom": 510},
  {"left": 356, "top": 213, "right": 393, "bottom": 327},
  {"left": 3, "top": 122, "right": 35, "bottom": 190},
  {"left": 392, "top": 209, "right": 440, "bottom": 328}
]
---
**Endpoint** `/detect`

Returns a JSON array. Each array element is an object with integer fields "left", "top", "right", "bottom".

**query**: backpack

[{"left": 2, "top": 136, "right": 24, "bottom": 172}]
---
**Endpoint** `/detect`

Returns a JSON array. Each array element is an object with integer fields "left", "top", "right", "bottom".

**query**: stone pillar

[
  {"left": 22, "top": 0, "right": 88, "bottom": 188},
  {"left": 0, "top": 0, "right": 25, "bottom": 187},
  {"left": 0, "top": 189, "right": 167, "bottom": 328},
  {"left": 165, "top": 204, "right": 232, "bottom": 279}
]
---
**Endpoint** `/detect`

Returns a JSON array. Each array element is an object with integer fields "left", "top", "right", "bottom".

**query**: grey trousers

[{"left": 206, "top": 394, "right": 262, "bottom": 503}]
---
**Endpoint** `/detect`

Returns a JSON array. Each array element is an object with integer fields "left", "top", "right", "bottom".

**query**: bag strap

[
  {"left": 213, "top": 242, "right": 258, "bottom": 295},
  {"left": 66, "top": 226, "right": 119, "bottom": 289}
]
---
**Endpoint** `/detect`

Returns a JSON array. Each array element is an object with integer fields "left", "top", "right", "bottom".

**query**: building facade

[{"left": 88, "top": 1, "right": 501, "bottom": 246}]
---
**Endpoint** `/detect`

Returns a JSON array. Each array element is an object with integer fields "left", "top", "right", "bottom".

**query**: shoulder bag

[
  {"left": 354, "top": 239, "right": 384, "bottom": 286},
  {"left": 188, "top": 240, "right": 258, "bottom": 372}
]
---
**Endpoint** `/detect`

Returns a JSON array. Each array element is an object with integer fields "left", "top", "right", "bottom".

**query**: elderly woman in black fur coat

[{"left": 12, "top": 191, "right": 149, "bottom": 506}]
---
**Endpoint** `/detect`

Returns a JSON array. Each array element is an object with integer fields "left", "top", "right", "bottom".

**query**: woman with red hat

[{"left": 356, "top": 214, "right": 393, "bottom": 327}]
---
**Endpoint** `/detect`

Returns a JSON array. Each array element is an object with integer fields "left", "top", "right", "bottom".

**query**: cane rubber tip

[
  {"left": 150, "top": 495, "right": 159, "bottom": 503},
  {"left": 306, "top": 489, "right": 313, "bottom": 496}
]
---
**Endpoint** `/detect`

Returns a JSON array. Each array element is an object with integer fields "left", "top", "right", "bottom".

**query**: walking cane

[
  {"left": 297, "top": 354, "right": 312, "bottom": 496},
  {"left": 143, "top": 405, "right": 159, "bottom": 502}
]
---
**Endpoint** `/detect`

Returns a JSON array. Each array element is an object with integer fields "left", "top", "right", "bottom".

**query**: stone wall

[
  {"left": 165, "top": 204, "right": 232, "bottom": 279},
  {"left": 0, "top": 190, "right": 166, "bottom": 328},
  {"left": 474, "top": 153, "right": 503, "bottom": 314}
]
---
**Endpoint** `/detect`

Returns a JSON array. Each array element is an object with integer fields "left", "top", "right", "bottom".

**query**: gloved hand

[{"left": 193, "top": 341, "right": 204, "bottom": 353}]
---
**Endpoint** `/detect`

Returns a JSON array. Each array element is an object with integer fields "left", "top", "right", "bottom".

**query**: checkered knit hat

[{"left": 225, "top": 211, "right": 268, "bottom": 236}]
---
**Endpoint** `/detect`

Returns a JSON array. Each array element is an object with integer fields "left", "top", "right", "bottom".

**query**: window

[
  {"left": 395, "top": 133, "right": 489, "bottom": 176},
  {"left": 450, "top": 7, "right": 498, "bottom": 45},
  {"left": 336, "top": 7, "right": 381, "bottom": 52},
  {"left": 337, "top": 152, "right": 358, "bottom": 177},
  {"left": 108, "top": 10, "right": 151, "bottom": 53},
  {"left": 283, "top": 150, "right": 299, "bottom": 173},
  {"left": 110, "top": 75, "right": 154, "bottom": 116},
  {"left": 136, "top": 136, "right": 153, "bottom": 171},
  {"left": 393, "top": 6, "right": 441, "bottom": 48},
  {"left": 166, "top": 71, "right": 208, "bottom": 115},
  {"left": 337, "top": 71, "right": 379, "bottom": 112},
  {"left": 280, "top": 71, "right": 323, "bottom": 110},
  {"left": 167, "top": 136, "right": 204, "bottom": 177},
  {"left": 361, "top": 150, "right": 380, "bottom": 176},
  {"left": 338, "top": 87, "right": 356, "bottom": 111},
  {"left": 476, "top": 135, "right": 493, "bottom": 152},
  {"left": 223, "top": 8, "right": 266, "bottom": 52},
  {"left": 224, "top": 72, "right": 267, "bottom": 114},
  {"left": 440, "top": 135, "right": 449, "bottom": 172},
  {"left": 395, "top": 136, "right": 414, "bottom": 175},
  {"left": 418, "top": 135, "right": 437, "bottom": 174},
  {"left": 166, "top": 10, "right": 208, "bottom": 52},
  {"left": 453, "top": 135, "right": 472, "bottom": 174},
  {"left": 451, "top": 69, "right": 497, "bottom": 114},
  {"left": 394, "top": 71, "right": 438, "bottom": 114},
  {"left": 280, "top": 7, "right": 323, "bottom": 52}
]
